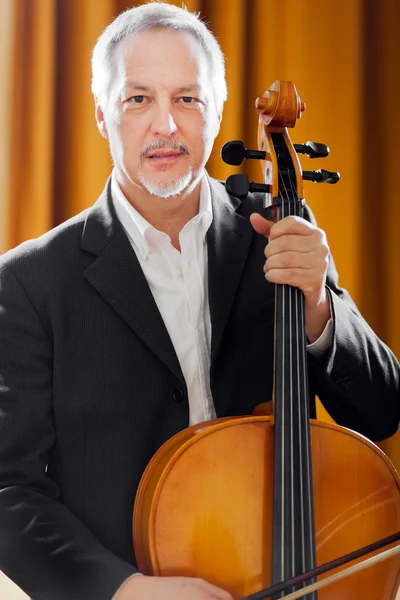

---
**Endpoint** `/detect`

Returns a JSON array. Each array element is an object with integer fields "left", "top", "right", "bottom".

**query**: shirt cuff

[
  {"left": 307, "top": 317, "right": 333, "bottom": 356},
  {"left": 306, "top": 290, "right": 334, "bottom": 356}
]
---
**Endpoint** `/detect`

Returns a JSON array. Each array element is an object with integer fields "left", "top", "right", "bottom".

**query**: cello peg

[
  {"left": 221, "top": 140, "right": 266, "bottom": 166},
  {"left": 302, "top": 169, "right": 340, "bottom": 184},
  {"left": 226, "top": 174, "right": 271, "bottom": 199},
  {"left": 294, "top": 141, "right": 330, "bottom": 158}
]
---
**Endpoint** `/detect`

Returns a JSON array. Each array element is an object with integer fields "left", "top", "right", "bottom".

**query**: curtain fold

[
  {"left": 5, "top": 0, "right": 56, "bottom": 249},
  {"left": 1, "top": 0, "right": 399, "bottom": 465},
  {"left": 0, "top": 0, "right": 14, "bottom": 255}
]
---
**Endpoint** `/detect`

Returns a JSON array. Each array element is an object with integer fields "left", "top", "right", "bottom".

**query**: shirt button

[
  {"left": 172, "top": 388, "right": 185, "bottom": 403},
  {"left": 176, "top": 268, "right": 183, "bottom": 278}
]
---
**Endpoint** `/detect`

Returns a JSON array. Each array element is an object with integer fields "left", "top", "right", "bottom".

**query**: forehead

[{"left": 112, "top": 28, "right": 209, "bottom": 88}]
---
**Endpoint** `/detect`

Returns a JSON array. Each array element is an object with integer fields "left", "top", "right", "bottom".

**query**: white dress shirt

[
  {"left": 112, "top": 172, "right": 216, "bottom": 425},
  {"left": 111, "top": 171, "right": 332, "bottom": 426}
]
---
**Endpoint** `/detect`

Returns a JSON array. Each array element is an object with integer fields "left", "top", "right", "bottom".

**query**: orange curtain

[{"left": 1, "top": 0, "right": 399, "bottom": 461}]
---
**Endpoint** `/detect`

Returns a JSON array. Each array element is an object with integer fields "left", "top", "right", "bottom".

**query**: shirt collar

[{"left": 111, "top": 170, "right": 213, "bottom": 260}]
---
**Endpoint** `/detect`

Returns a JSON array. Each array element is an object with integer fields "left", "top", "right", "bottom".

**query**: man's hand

[
  {"left": 250, "top": 213, "right": 331, "bottom": 343},
  {"left": 114, "top": 574, "right": 234, "bottom": 600}
]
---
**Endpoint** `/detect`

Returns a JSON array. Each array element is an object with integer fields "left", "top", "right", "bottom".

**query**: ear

[
  {"left": 213, "top": 112, "right": 222, "bottom": 139},
  {"left": 95, "top": 104, "right": 109, "bottom": 139}
]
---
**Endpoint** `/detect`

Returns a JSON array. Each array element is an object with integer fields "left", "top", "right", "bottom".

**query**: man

[{"left": 0, "top": 3, "right": 398, "bottom": 600}]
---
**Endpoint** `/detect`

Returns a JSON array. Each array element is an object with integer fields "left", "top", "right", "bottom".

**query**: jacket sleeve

[
  {"left": 0, "top": 261, "right": 137, "bottom": 600},
  {"left": 304, "top": 207, "right": 400, "bottom": 442}
]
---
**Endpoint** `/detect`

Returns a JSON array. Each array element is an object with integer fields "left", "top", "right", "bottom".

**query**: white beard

[{"left": 138, "top": 167, "right": 193, "bottom": 199}]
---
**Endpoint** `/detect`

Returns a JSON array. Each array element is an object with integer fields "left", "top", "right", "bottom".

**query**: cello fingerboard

[{"left": 271, "top": 132, "right": 317, "bottom": 599}]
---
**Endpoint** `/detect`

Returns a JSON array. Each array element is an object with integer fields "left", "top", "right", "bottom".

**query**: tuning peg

[
  {"left": 226, "top": 174, "right": 271, "bottom": 199},
  {"left": 221, "top": 140, "right": 266, "bottom": 166},
  {"left": 302, "top": 169, "right": 340, "bottom": 184},
  {"left": 294, "top": 142, "right": 329, "bottom": 159}
]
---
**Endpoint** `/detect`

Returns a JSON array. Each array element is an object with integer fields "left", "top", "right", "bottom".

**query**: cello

[{"left": 133, "top": 81, "right": 400, "bottom": 598}]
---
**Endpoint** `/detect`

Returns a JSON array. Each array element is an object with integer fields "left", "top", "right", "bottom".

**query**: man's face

[{"left": 97, "top": 28, "right": 220, "bottom": 199}]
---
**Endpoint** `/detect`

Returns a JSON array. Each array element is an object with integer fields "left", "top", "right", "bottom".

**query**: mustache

[{"left": 140, "top": 139, "right": 189, "bottom": 157}]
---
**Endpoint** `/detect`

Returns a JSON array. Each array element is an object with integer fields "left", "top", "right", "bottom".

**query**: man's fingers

[
  {"left": 265, "top": 234, "right": 318, "bottom": 258},
  {"left": 264, "top": 251, "right": 315, "bottom": 272},
  {"left": 195, "top": 578, "right": 233, "bottom": 600},
  {"left": 249, "top": 212, "right": 274, "bottom": 237},
  {"left": 267, "top": 215, "right": 315, "bottom": 241},
  {"left": 264, "top": 267, "right": 317, "bottom": 291},
  {"left": 115, "top": 575, "right": 234, "bottom": 600},
  {"left": 250, "top": 214, "right": 321, "bottom": 244}
]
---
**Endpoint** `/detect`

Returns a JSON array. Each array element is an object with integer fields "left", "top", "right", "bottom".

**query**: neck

[{"left": 116, "top": 171, "right": 203, "bottom": 248}]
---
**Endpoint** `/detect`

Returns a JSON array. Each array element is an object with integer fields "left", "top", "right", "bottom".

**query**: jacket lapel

[
  {"left": 81, "top": 180, "right": 185, "bottom": 383},
  {"left": 207, "top": 177, "right": 254, "bottom": 369}
]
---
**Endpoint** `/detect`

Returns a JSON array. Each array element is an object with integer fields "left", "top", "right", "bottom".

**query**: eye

[
  {"left": 180, "top": 96, "right": 195, "bottom": 104},
  {"left": 129, "top": 95, "right": 146, "bottom": 104}
]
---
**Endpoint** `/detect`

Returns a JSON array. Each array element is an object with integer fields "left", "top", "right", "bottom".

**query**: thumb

[{"left": 249, "top": 212, "right": 274, "bottom": 238}]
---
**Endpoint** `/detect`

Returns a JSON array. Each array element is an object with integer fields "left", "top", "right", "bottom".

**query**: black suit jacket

[{"left": 0, "top": 176, "right": 399, "bottom": 600}]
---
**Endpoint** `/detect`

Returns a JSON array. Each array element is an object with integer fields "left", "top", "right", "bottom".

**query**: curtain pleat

[
  {"left": 0, "top": 0, "right": 15, "bottom": 254},
  {"left": 52, "top": 0, "right": 115, "bottom": 223},
  {"left": 7, "top": 0, "right": 56, "bottom": 248},
  {"left": 361, "top": 0, "right": 400, "bottom": 468}
]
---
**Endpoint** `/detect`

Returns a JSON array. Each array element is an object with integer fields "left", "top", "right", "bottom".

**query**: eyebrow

[{"left": 124, "top": 82, "right": 201, "bottom": 95}]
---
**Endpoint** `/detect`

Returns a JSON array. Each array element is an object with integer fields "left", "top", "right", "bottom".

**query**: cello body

[{"left": 133, "top": 416, "right": 400, "bottom": 598}]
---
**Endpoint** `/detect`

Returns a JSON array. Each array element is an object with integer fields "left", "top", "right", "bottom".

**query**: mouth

[{"left": 145, "top": 150, "right": 186, "bottom": 164}]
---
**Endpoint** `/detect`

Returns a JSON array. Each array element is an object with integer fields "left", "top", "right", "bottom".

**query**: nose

[{"left": 150, "top": 100, "right": 178, "bottom": 137}]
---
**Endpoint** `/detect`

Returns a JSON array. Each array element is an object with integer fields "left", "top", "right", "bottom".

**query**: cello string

[
  {"left": 278, "top": 166, "right": 296, "bottom": 590},
  {"left": 297, "top": 199, "right": 316, "bottom": 589},
  {"left": 280, "top": 148, "right": 307, "bottom": 585},
  {"left": 286, "top": 150, "right": 306, "bottom": 581},
  {"left": 294, "top": 201, "right": 306, "bottom": 579},
  {"left": 282, "top": 144, "right": 315, "bottom": 594},
  {"left": 277, "top": 168, "right": 288, "bottom": 587},
  {"left": 294, "top": 197, "right": 309, "bottom": 581},
  {"left": 295, "top": 193, "right": 316, "bottom": 582}
]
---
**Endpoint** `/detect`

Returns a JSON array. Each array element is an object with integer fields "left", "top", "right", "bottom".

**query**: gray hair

[{"left": 91, "top": 2, "right": 227, "bottom": 116}]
